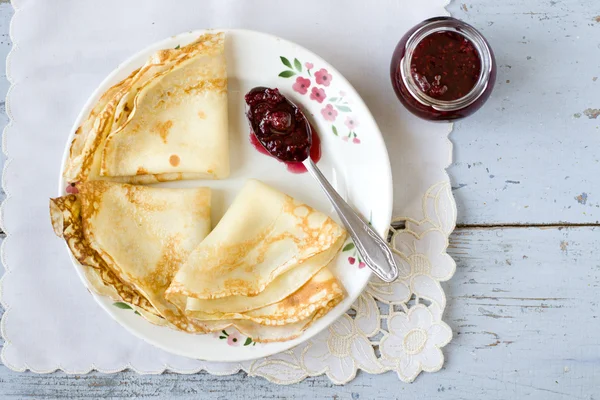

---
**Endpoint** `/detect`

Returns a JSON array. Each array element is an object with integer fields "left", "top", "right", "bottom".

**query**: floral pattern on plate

[
  {"left": 278, "top": 56, "right": 361, "bottom": 144},
  {"left": 218, "top": 329, "right": 256, "bottom": 347}
]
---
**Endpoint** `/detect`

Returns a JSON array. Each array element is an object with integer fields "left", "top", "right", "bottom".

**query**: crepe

[
  {"left": 50, "top": 192, "right": 157, "bottom": 315},
  {"left": 50, "top": 179, "right": 347, "bottom": 342},
  {"left": 210, "top": 297, "right": 343, "bottom": 343},
  {"left": 50, "top": 181, "right": 213, "bottom": 332},
  {"left": 182, "top": 268, "right": 344, "bottom": 343},
  {"left": 184, "top": 251, "right": 331, "bottom": 315},
  {"left": 64, "top": 32, "right": 229, "bottom": 185},
  {"left": 164, "top": 179, "right": 346, "bottom": 332},
  {"left": 186, "top": 267, "right": 344, "bottom": 325},
  {"left": 166, "top": 179, "right": 346, "bottom": 302}
]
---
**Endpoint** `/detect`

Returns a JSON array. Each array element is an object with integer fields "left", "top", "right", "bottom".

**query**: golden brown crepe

[
  {"left": 163, "top": 179, "right": 346, "bottom": 334},
  {"left": 214, "top": 297, "right": 343, "bottom": 343},
  {"left": 166, "top": 179, "right": 347, "bottom": 302},
  {"left": 50, "top": 180, "right": 346, "bottom": 342},
  {"left": 50, "top": 181, "right": 213, "bottom": 332},
  {"left": 185, "top": 268, "right": 344, "bottom": 325},
  {"left": 64, "top": 32, "right": 229, "bottom": 185},
  {"left": 184, "top": 246, "right": 338, "bottom": 315}
]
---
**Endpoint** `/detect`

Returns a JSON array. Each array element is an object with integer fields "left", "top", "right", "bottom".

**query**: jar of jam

[{"left": 390, "top": 17, "right": 496, "bottom": 121}]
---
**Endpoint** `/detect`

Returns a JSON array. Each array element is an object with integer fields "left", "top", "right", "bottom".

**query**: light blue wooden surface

[
  {"left": 449, "top": 1, "right": 600, "bottom": 225},
  {"left": 1, "top": 1, "right": 599, "bottom": 399}
]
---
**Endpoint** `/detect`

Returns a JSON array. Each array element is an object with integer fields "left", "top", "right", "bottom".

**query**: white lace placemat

[{"left": 1, "top": 0, "right": 455, "bottom": 384}]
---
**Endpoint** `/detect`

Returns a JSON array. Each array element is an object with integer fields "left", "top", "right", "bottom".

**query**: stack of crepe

[
  {"left": 51, "top": 32, "right": 347, "bottom": 342},
  {"left": 50, "top": 180, "right": 346, "bottom": 342},
  {"left": 64, "top": 32, "right": 229, "bottom": 184}
]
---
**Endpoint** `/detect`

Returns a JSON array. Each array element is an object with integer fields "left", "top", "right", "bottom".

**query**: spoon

[
  {"left": 245, "top": 87, "right": 399, "bottom": 282},
  {"left": 301, "top": 125, "right": 399, "bottom": 283}
]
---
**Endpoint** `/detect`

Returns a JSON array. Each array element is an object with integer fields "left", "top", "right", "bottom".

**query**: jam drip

[{"left": 249, "top": 128, "right": 321, "bottom": 174}]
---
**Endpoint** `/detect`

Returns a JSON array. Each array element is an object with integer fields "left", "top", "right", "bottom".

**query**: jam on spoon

[
  {"left": 245, "top": 87, "right": 320, "bottom": 173},
  {"left": 243, "top": 87, "right": 399, "bottom": 283}
]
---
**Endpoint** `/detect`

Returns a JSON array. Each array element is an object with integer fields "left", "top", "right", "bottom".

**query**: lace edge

[{"left": 0, "top": 0, "right": 21, "bottom": 374}]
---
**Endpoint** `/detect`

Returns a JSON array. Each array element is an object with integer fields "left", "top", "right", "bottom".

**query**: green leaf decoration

[
  {"left": 280, "top": 56, "right": 292, "bottom": 69},
  {"left": 113, "top": 302, "right": 133, "bottom": 310},
  {"left": 294, "top": 58, "right": 302, "bottom": 72},
  {"left": 244, "top": 337, "right": 253, "bottom": 346},
  {"left": 174, "top": 45, "right": 181, "bottom": 50},
  {"left": 342, "top": 242, "right": 355, "bottom": 252},
  {"left": 134, "top": 311, "right": 141, "bottom": 316},
  {"left": 335, "top": 105, "right": 352, "bottom": 112},
  {"left": 329, "top": 97, "right": 338, "bottom": 103},
  {"left": 278, "top": 70, "right": 296, "bottom": 78},
  {"left": 332, "top": 125, "right": 338, "bottom": 136},
  {"left": 222, "top": 330, "right": 229, "bottom": 336}
]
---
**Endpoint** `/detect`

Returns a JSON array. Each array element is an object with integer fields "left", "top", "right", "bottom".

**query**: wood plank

[
  {"left": 447, "top": 0, "right": 600, "bottom": 225},
  {"left": 0, "top": 226, "right": 597, "bottom": 399}
]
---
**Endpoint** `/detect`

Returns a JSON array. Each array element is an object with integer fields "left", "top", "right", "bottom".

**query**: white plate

[{"left": 58, "top": 29, "right": 393, "bottom": 362}]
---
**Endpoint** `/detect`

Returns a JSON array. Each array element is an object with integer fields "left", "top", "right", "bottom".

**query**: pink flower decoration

[
  {"left": 344, "top": 116, "right": 359, "bottom": 130},
  {"left": 353, "top": 137, "right": 361, "bottom": 144},
  {"left": 292, "top": 76, "right": 311, "bottom": 95},
  {"left": 305, "top": 62, "right": 314, "bottom": 70},
  {"left": 320, "top": 104, "right": 338, "bottom": 122},
  {"left": 227, "top": 332, "right": 242, "bottom": 346},
  {"left": 310, "top": 87, "right": 326, "bottom": 103},
  {"left": 358, "top": 261, "right": 366, "bottom": 269},
  {"left": 348, "top": 256, "right": 356, "bottom": 265},
  {"left": 342, "top": 136, "right": 349, "bottom": 142},
  {"left": 315, "top": 68, "right": 332, "bottom": 86}
]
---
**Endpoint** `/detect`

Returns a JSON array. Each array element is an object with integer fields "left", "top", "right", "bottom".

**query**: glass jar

[{"left": 390, "top": 17, "right": 496, "bottom": 121}]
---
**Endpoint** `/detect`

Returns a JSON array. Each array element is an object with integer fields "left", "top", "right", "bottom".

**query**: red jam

[
  {"left": 391, "top": 17, "right": 496, "bottom": 121},
  {"left": 245, "top": 87, "right": 321, "bottom": 173},
  {"left": 410, "top": 31, "right": 481, "bottom": 101},
  {"left": 249, "top": 130, "right": 320, "bottom": 173}
]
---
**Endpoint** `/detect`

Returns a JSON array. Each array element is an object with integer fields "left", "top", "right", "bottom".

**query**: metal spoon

[
  {"left": 301, "top": 132, "right": 399, "bottom": 283},
  {"left": 246, "top": 89, "right": 399, "bottom": 282}
]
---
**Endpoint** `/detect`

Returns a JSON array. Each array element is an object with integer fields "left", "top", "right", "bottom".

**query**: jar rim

[{"left": 400, "top": 17, "right": 493, "bottom": 112}]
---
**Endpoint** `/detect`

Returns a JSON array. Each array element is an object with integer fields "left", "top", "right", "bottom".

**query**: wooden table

[{"left": 1, "top": 1, "right": 598, "bottom": 398}]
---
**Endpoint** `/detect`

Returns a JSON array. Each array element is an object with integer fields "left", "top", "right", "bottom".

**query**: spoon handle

[{"left": 303, "top": 158, "right": 399, "bottom": 282}]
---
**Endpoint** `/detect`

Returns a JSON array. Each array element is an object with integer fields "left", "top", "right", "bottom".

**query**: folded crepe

[
  {"left": 64, "top": 32, "right": 229, "bottom": 185},
  {"left": 50, "top": 181, "right": 213, "bottom": 332},
  {"left": 165, "top": 179, "right": 347, "bottom": 326},
  {"left": 186, "top": 267, "right": 344, "bottom": 325},
  {"left": 50, "top": 180, "right": 346, "bottom": 342}
]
